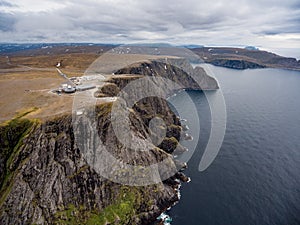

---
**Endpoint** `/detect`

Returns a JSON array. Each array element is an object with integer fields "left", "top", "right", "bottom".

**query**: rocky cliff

[
  {"left": 0, "top": 60, "right": 216, "bottom": 224},
  {"left": 192, "top": 47, "right": 300, "bottom": 70},
  {"left": 0, "top": 103, "right": 186, "bottom": 225},
  {"left": 114, "top": 59, "right": 219, "bottom": 90},
  {"left": 208, "top": 59, "right": 266, "bottom": 69}
]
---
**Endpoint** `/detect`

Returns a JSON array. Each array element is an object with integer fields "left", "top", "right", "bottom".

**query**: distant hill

[
  {"left": 181, "top": 44, "right": 204, "bottom": 49},
  {"left": 191, "top": 47, "right": 300, "bottom": 70},
  {"left": 1, "top": 43, "right": 299, "bottom": 70},
  {"left": 0, "top": 43, "right": 117, "bottom": 56}
]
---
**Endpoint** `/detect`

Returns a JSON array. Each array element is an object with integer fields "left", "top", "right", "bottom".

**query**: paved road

[{"left": 56, "top": 68, "right": 76, "bottom": 86}]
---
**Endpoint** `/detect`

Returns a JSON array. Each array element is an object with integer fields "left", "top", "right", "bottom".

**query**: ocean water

[{"left": 167, "top": 65, "right": 300, "bottom": 225}]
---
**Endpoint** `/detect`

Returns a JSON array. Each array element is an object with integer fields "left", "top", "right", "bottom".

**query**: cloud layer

[{"left": 0, "top": 0, "right": 299, "bottom": 49}]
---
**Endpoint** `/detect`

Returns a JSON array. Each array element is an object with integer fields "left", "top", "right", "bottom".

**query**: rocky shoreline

[
  {"left": 208, "top": 59, "right": 266, "bottom": 70},
  {"left": 0, "top": 100, "right": 188, "bottom": 224},
  {"left": 191, "top": 47, "right": 300, "bottom": 70}
]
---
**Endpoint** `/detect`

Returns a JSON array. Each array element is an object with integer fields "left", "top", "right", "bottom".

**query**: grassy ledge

[
  {"left": 0, "top": 108, "right": 39, "bottom": 207},
  {"left": 54, "top": 186, "right": 147, "bottom": 225}
]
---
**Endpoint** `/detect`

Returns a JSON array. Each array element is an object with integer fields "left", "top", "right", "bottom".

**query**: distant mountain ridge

[
  {"left": 0, "top": 43, "right": 118, "bottom": 55},
  {"left": 191, "top": 47, "right": 300, "bottom": 70},
  {"left": 1, "top": 43, "right": 299, "bottom": 70}
]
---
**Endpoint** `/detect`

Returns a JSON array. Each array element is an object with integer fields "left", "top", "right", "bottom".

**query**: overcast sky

[{"left": 0, "top": 0, "right": 299, "bottom": 50}]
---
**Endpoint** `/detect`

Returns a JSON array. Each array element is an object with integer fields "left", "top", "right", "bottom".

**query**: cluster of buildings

[
  {"left": 55, "top": 69, "right": 96, "bottom": 94},
  {"left": 59, "top": 82, "right": 96, "bottom": 94}
]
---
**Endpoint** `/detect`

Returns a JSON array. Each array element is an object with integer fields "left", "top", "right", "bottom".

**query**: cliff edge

[{"left": 0, "top": 59, "right": 218, "bottom": 224}]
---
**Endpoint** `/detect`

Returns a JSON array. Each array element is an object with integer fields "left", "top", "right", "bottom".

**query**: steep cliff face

[
  {"left": 0, "top": 104, "right": 185, "bottom": 224},
  {"left": 209, "top": 59, "right": 266, "bottom": 69},
  {"left": 1, "top": 59, "right": 216, "bottom": 224},
  {"left": 0, "top": 98, "right": 186, "bottom": 225},
  {"left": 192, "top": 47, "right": 300, "bottom": 70},
  {"left": 114, "top": 59, "right": 219, "bottom": 90}
]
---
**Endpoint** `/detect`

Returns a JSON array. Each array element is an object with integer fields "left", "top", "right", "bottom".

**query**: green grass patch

[
  {"left": 0, "top": 112, "right": 38, "bottom": 207},
  {"left": 54, "top": 186, "right": 145, "bottom": 225},
  {"left": 96, "top": 102, "right": 113, "bottom": 118}
]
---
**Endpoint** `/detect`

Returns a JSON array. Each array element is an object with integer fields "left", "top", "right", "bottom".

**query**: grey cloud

[
  {"left": 0, "top": 0, "right": 299, "bottom": 48},
  {"left": 0, "top": 13, "right": 16, "bottom": 31},
  {"left": 0, "top": 0, "right": 16, "bottom": 7}
]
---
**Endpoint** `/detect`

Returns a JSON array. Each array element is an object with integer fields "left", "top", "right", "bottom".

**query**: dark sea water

[{"left": 168, "top": 65, "right": 300, "bottom": 225}]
